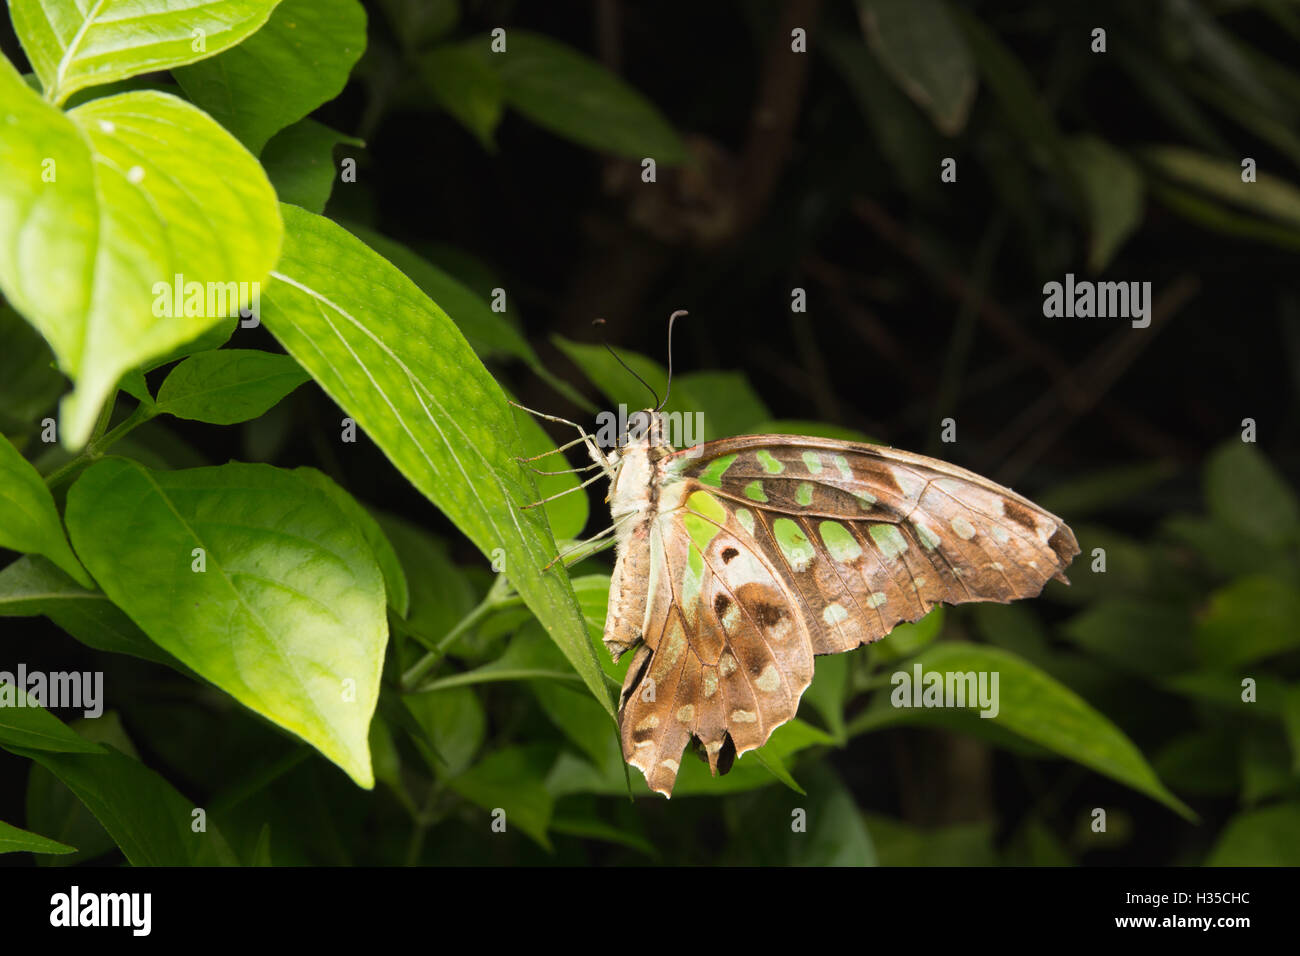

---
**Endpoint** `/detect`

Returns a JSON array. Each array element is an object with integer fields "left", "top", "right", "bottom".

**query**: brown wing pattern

[
  {"left": 615, "top": 436, "right": 1079, "bottom": 796},
  {"left": 617, "top": 495, "right": 816, "bottom": 796}
]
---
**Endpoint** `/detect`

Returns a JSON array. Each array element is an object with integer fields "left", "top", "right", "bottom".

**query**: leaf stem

[
  {"left": 399, "top": 577, "right": 518, "bottom": 690},
  {"left": 44, "top": 401, "right": 157, "bottom": 488}
]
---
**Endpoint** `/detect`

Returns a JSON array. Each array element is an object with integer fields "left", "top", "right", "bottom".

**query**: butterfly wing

[{"left": 614, "top": 435, "right": 1079, "bottom": 797}]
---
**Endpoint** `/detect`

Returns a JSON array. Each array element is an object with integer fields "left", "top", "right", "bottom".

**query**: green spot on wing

[
  {"left": 683, "top": 543, "right": 706, "bottom": 607},
  {"left": 823, "top": 603, "right": 849, "bottom": 625},
  {"left": 687, "top": 490, "right": 729, "bottom": 525},
  {"left": 756, "top": 449, "right": 784, "bottom": 474},
  {"left": 683, "top": 512, "right": 720, "bottom": 554},
  {"left": 697, "top": 453, "right": 738, "bottom": 488},
  {"left": 802, "top": 451, "right": 823, "bottom": 475},
  {"left": 913, "top": 521, "right": 942, "bottom": 550},
  {"left": 820, "top": 521, "right": 864, "bottom": 562},
  {"left": 869, "top": 524, "right": 908, "bottom": 560},
  {"left": 853, "top": 490, "right": 877, "bottom": 509},
  {"left": 832, "top": 454, "right": 853, "bottom": 481},
  {"left": 773, "top": 517, "right": 815, "bottom": 569},
  {"left": 735, "top": 508, "right": 755, "bottom": 535},
  {"left": 796, "top": 482, "right": 814, "bottom": 506},
  {"left": 744, "top": 480, "right": 768, "bottom": 503}
]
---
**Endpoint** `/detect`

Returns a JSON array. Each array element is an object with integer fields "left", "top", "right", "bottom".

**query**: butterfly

[{"left": 522, "top": 313, "right": 1078, "bottom": 798}]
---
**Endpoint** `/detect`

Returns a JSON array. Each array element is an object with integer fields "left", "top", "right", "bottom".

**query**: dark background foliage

[{"left": 2, "top": 0, "right": 1299, "bottom": 866}]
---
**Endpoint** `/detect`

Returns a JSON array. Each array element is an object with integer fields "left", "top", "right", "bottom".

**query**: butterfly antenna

[
  {"left": 656, "top": 310, "right": 689, "bottom": 412},
  {"left": 593, "top": 318, "right": 659, "bottom": 409}
]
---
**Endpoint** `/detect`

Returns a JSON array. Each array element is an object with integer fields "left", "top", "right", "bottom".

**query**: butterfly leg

[
  {"left": 508, "top": 400, "right": 613, "bottom": 474},
  {"left": 523, "top": 462, "right": 606, "bottom": 477},
  {"left": 542, "top": 510, "right": 640, "bottom": 570},
  {"left": 514, "top": 434, "right": 591, "bottom": 463},
  {"left": 519, "top": 470, "right": 607, "bottom": 510}
]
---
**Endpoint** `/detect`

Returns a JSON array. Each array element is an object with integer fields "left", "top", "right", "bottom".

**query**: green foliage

[{"left": 0, "top": 0, "right": 1296, "bottom": 868}]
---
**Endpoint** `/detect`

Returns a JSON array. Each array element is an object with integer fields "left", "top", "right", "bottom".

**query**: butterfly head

[{"left": 623, "top": 408, "right": 671, "bottom": 451}]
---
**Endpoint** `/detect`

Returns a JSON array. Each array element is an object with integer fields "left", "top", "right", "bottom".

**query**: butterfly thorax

[{"left": 600, "top": 410, "right": 677, "bottom": 660}]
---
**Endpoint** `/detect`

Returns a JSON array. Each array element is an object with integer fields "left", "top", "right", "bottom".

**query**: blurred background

[{"left": 3, "top": 0, "right": 1299, "bottom": 865}]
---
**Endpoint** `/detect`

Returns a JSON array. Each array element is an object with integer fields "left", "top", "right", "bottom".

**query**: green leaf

[
  {"left": 802, "top": 653, "right": 849, "bottom": 742},
  {"left": 446, "top": 745, "right": 555, "bottom": 850},
  {"left": 0, "top": 555, "right": 182, "bottom": 668},
  {"left": 10, "top": 742, "right": 238, "bottom": 865},
  {"left": 855, "top": 0, "right": 976, "bottom": 136},
  {"left": 1205, "top": 442, "right": 1299, "bottom": 547},
  {"left": 1153, "top": 730, "right": 1239, "bottom": 797},
  {"left": 787, "top": 764, "right": 877, "bottom": 865},
  {"left": 311, "top": 226, "right": 588, "bottom": 538},
  {"left": 416, "top": 626, "right": 583, "bottom": 692},
  {"left": 250, "top": 824, "right": 274, "bottom": 866},
  {"left": 869, "top": 643, "right": 1193, "bottom": 818},
  {"left": 0, "top": 682, "right": 103, "bottom": 753},
  {"left": 10, "top": 0, "right": 280, "bottom": 105},
  {"left": 1286, "top": 684, "right": 1300, "bottom": 773},
  {"left": 1240, "top": 733, "right": 1298, "bottom": 806},
  {"left": 1195, "top": 574, "right": 1300, "bottom": 667},
  {"left": 0, "top": 433, "right": 90, "bottom": 585},
  {"left": 950, "top": 6, "right": 1082, "bottom": 211},
  {"left": 864, "top": 813, "right": 996, "bottom": 865},
  {"left": 344, "top": 224, "right": 538, "bottom": 368},
  {"left": 0, "top": 301, "right": 63, "bottom": 433},
  {"left": 375, "top": 514, "right": 476, "bottom": 646},
  {"left": 65, "top": 459, "right": 388, "bottom": 786},
  {"left": 672, "top": 719, "right": 835, "bottom": 797},
  {"left": 154, "top": 349, "right": 309, "bottom": 425},
  {"left": 259, "top": 205, "right": 611, "bottom": 716},
  {"left": 549, "top": 797, "right": 656, "bottom": 858},
  {"left": 1148, "top": 180, "right": 1300, "bottom": 252},
  {"left": 1035, "top": 460, "right": 1177, "bottom": 519},
  {"left": 1206, "top": 802, "right": 1300, "bottom": 865},
  {"left": 1064, "top": 600, "right": 1196, "bottom": 676},
  {"left": 174, "top": 0, "right": 367, "bottom": 154},
  {"left": 375, "top": 0, "right": 458, "bottom": 50},
  {"left": 25, "top": 711, "right": 137, "bottom": 866},
  {"left": 532, "top": 657, "right": 617, "bottom": 770},
  {"left": 1003, "top": 816, "right": 1072, "bottom": 866},
  {"left": 673, "top": 371, "right": 771, "bottom": 439},
  {"left": 403, "top": 686, "right": 485, "bottom": 776},
  {"left": 1145, "top": 147, "right": 1300, "bottom": 231},
  {"left": 1164, "top": 515, "right": 1284, "bottom": 574},
  {"left": 1161, "top": 669, "right": 1288, "bottom": 718},
  {"left": 0, "top": 819, "right": 76, "bottom": 856},
  {"left": 367, "top": 715, "right": 403, "bottom": 798},
  {"left": 1068, "top": 136, "right": 1144, "bottom": 272},
  {"left": 261, "top": 119, "right": 363, "bottom": 214},
  {"left": 0, "top": 62, "right": 283, "bottom": 447},
  {"left": 483, "top": 31, "right": 687, "bottom": 163},
  {"left": 821, "top": 30, "right": 938, "bottom": 198},
  {"left": 419, "top": 44, "right": 504, "bottom": 148},
  {"left": 867, "top": 605, "right": 944, "bottom": 662},
  {"left": 971, "top": 603, "right": 1052, "bottom": 667},
  {"left": 294, "top": 468, "right": 410, "bottom": 618}
]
